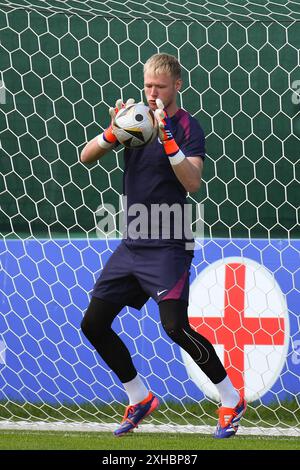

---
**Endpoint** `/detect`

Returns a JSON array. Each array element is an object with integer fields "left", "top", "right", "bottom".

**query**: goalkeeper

[{"left": 80, "top": 53, "right": 246, "bottom": 438}]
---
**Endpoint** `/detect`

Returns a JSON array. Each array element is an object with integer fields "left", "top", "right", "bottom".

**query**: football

[{"left": 113, "top": 103, "right": 158, "bottom": 148}]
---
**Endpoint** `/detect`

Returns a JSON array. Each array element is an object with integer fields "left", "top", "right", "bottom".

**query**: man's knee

[
  {"left": 159, "top": 299, "right": 188, "bottom": 341},
  {"left": 160, "top": 316, "right": 181, "bottom": 340},
  {"left": 81, "top": 297, "right": 121, "bottom": 341},
  {"left": 81, "top": 303, "right": 96, "bottom": 340}
]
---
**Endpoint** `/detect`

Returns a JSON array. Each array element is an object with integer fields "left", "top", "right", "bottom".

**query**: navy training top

[{"left": 121, "top": 108, "right": 205, "bottom": 246}]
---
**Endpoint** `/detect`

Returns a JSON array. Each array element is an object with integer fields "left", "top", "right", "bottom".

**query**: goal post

[{"left": 0, "top": 1, "right": 299, "bottom": 435}]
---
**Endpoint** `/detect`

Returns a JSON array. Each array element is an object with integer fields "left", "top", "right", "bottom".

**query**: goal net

[{"left": 0, "top": 0, "right": 299, "bottom": 436}]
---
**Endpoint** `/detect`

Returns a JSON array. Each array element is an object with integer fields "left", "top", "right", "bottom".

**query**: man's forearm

[
  {"left": 80, "top": 135, "right": 111, "bottom": 163},
  {"left": 171, "top": 156, "right": 203, "bottom": 193},
  {"left": 81, "top": 108, "right": 119, "bottom": 164}
]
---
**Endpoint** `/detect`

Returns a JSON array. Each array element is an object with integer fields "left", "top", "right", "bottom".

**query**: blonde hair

[{"left": 144, "top": 53, "right": 181, "bottom": 80}]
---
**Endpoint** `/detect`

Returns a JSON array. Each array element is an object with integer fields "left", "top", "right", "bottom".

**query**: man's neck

[{"left": 167, "top": 104, "right": 179, "bottom": 118}]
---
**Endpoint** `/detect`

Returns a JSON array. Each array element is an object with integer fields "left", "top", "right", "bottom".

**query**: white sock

[
  {"left": 123, "top": 374, "right": 149, "bottom": 405},
  {"left": 214, "top": 375, "right": 240, "bottom": 408}
]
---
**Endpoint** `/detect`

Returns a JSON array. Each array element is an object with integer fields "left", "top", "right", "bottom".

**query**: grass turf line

[{"left": 0, "top": 430, "right": 299, "bottom": 450}]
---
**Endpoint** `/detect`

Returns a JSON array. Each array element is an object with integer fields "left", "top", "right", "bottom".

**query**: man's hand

[
  {"left": 154, "top": 98, "right": 180, "bottom": 157},
  {"left": 109, "top": 98, "right": 135, "bottom": 134},
  {"left": 154, "top": 98, "right": 187, "bottom": 167},
  {"left": 99, "top": 98, "right": 135, "bottom": 148},
  {"left": 81, "top": 98, "right": 136, "bottom": 162},
  {"left": 154, "top": 98, "right": 173, "bottom": 143}
]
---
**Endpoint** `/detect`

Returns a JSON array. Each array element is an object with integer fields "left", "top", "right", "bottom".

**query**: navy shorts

[{"left": 92, "top": 240, "right": 194, "bottom": 309}]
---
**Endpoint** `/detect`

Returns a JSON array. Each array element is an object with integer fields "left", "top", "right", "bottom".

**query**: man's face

[{"left": 144, "top": 71, "right": 182, "bottom": 112}]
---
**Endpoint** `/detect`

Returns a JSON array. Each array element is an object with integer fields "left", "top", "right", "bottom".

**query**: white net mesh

[
  {"left": 2, "top": 0, "right": 300, "bottom": 21},
  {"left": 0, "top": 0, "right": 299, "bottom": 435}
]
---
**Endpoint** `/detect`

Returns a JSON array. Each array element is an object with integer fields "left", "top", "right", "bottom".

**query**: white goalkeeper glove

[
  {"left": 98, "top": 98, "right": 135, "bottom": 149},
  {"left": 154, "top": 98, "right": 185, "bottom": 165}
]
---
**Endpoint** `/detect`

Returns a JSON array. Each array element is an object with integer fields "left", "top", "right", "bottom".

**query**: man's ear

[{"left": 175, "top": 79, "right": 183, "bottom": 92}]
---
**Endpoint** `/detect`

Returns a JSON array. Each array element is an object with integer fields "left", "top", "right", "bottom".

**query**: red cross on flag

[{"left": 181, "top": 257, "right": 289, "bottom": 402}]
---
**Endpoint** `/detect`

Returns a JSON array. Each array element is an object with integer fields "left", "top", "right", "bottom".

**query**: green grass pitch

[{"left": 0, "top": 430, "right": 298, "bottom": 450}]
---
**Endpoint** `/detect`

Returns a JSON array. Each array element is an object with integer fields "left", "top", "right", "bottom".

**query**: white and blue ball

[{"left": 114, "top": 103, "right": 158, "bottom": 148}]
